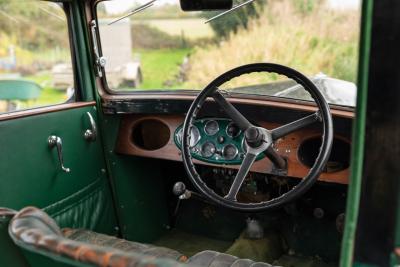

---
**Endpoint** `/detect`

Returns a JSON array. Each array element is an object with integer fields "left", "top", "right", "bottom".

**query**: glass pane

[
  {"left": 96, "top": 0, "right": 360, "bottom": 107},
  {"left": 0, "top": 1, "right": 73, "bottom": 113}
]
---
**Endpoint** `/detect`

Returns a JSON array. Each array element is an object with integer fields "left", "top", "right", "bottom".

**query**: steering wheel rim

[{"left": 182, "top": 63, "right": 333, "bottom": 212}]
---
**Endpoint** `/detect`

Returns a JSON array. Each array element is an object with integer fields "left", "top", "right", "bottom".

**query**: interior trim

[
  {"left": 102, "top": 94, "right": 354, "bottom": 119},
  {"left": 0, "top": 102, "right": 96, "bottom": 122},
  {"left": 116, "top": 114, "right": 350, "bottom": 184}
]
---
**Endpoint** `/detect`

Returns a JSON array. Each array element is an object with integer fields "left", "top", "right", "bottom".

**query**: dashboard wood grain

[{"left": 116, "top": 114, "right": 350, "bottom": 184}]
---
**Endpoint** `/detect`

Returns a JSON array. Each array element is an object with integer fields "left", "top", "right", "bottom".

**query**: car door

[{"left": 0, "top": 1, "right": 118, "bottom": 266}]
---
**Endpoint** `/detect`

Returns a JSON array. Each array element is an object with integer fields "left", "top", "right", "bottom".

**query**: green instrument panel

[{"left": 174, "top": 118, "right": 264, "bottom": 165}]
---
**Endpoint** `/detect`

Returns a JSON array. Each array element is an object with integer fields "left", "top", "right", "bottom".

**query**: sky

[{"left": 104, "top": 0, "right": 361, "bottom": 14}]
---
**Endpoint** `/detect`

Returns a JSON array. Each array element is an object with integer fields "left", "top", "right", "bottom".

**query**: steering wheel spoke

[
  {"left": 270, "top": 112, "right": 321, "bottom": 141},
  {"left": 264, "top": 146, "right": 286, "bottom": 170},
  {"left": 213, "top": 90, "right": 253, "bottom": 131},
  {"left": 224, "top": 152, "right": 257, "bottom": 201}
]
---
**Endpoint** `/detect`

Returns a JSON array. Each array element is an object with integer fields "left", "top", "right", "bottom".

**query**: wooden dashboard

[{"left": 115, "top": 114, "right": 351, "bottom": 185}]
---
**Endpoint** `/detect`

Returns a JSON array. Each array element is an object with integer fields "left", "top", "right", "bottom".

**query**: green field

[
  {"left": 138, "top": 48, "right": 191, "bottom": 89},
  {"left": 132, "top": 18, "right": 214, "bottom": 40},
  {"left": 15, "top": 48, "right": 191, "bottom": 110},
  {"left": 12, "top": 72, "right": 68, "bottom": 110}
]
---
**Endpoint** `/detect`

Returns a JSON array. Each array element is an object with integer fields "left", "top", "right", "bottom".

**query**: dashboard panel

[
  {"left": 174, "top": 119, "right": 264, "bottom": 165},
  {"left": 116, "top": 113, "right": 351, "bottom": 185}
]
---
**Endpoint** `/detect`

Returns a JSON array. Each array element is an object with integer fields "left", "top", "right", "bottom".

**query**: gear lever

[{"left": 173, "top": 181, "right": 192, "bottom": 200}]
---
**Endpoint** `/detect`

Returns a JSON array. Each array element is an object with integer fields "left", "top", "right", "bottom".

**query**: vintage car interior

[{"left": 0, "top": 0, "right": 398, "bottom": 267}]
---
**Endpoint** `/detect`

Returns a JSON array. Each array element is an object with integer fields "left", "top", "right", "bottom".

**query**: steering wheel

[{"left": 182, "top": 63, "right": 333, "bottom": 212}]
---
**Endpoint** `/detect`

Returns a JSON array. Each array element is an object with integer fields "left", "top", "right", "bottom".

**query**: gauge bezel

[
  {"left": 226, "top": 122, "right": 241, "bottom": 138},
  {"left": 204, "top": 120, "right": 219, "bottom": 136},
  {"left": 201, "top": 141, "right": 216, "bottom": 158},
  {"left": 222, "top": 144, "right": 239, "bottom": 160}
]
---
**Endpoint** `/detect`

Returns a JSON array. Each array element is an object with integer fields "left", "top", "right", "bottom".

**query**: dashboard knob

[{"left": 173, "top": 182, "right": 186, "bottom": 196}]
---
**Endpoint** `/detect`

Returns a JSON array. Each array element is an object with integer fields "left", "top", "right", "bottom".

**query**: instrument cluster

[{"left": 175, "top": 118, "right": 263, "bottom": 165}]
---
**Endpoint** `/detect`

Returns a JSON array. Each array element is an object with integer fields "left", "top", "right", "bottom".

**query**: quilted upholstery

[
  {"left": 8, "top": 207, "right": 187, "bottom": 267},
  {"left": 63, "top": 228, "right": 187, "bottom": 261},
  {"left": 188, "top": 251, "right": 279, "bottom": 267},
  {"left": 7, "top": 207, "right": 280, "bottom": 267}
]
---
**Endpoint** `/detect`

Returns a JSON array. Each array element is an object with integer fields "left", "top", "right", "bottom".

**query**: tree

[{"left": 203, "top": 0, "right": 266, "bottom": 39}]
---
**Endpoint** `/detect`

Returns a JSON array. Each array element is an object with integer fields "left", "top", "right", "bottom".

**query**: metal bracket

[{"left": 90, "top": 20, "right": 106, "bottom": 77}]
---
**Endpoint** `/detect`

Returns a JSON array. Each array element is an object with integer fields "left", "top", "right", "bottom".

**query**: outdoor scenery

[
  {"left": 0, "top": 1, "right": 72, "bottom": 112},
  {"left": 0, "top": 0, "right": 361, "bottom": 113}
]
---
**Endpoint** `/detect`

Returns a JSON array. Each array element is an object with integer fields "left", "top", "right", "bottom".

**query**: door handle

[
  {"left": 84, "top": 112, "right": 97, "bottom": 142},
  {"left": 48, "top": 135, "right": 71, "bottom": 173}
]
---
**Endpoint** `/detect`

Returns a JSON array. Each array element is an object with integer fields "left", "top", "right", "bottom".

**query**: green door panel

[
  {"left": 0, "top": 106, "right": 105, "bottom": 209},
  {"left": 44, "top": 177, "right": 115, "bottom": 232},
  {"left": 0, "top": 105, "right": 118, "bottom": 267}
]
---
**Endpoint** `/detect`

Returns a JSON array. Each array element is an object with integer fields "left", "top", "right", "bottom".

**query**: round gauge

[
  {"left": 222, "top": 144, "right": 238, "bottom": 160},
  {"left": 201, "top": 142, "right": 216, "bottom": 158},
  {"left": 204, "top": 120, "right": 219, "bottom": 136},
  {"left": 177, "top": 126, "right": 201, "bottom": 148},
  {"left": 226, "top": 122, "right": 241, "bottom": 138}
]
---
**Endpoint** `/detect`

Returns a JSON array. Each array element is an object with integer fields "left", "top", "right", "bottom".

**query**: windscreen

[{"left": 96, "top": 0, "right": 360, "bottom": 107}]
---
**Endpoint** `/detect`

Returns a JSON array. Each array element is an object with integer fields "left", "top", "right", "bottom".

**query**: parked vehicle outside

[{"left": 52, "top": 18, "right": 142, "bottom": 91}]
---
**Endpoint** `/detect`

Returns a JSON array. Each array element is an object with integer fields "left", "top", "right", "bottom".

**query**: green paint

[
  {"left": 339, "top": 0, "right": 373, "bottom": 266},
  {"left": 68, "top": 0, "right": 95, "bottom": 101},
  {"left": 0, "top": 105, "right": 118, "bottom": 266},
  {"left": 174, "top": 118, "right": 264, "bottom": 165},
  {"left": 100, "top": 115, "right": 170, "bottom": 242}
]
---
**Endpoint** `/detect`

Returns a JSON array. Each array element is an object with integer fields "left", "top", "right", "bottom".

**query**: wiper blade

[
  {"left": 205, "top": 0, "right": 256, "bottom": 24},
  {"left": 108, "top": 0, "right": 157, "bottom": 25}
]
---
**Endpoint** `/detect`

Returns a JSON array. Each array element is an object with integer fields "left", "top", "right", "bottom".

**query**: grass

[
  {"left": 132, "top": 18, "right": 213, "bottom": 40},
  {"left": 138, "top": 48, "right": 191, "bottom": 89},
  {"left": 15, "top": 71, "right": 68, "bottom": 109},
  {"left": 184, "top": 0, "right": 360, "bottom": 89}
]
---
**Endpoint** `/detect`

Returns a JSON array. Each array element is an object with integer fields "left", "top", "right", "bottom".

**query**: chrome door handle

[
  {"left": 48, "top": 135, "right": 70, "bottom": 173},
  {"left": 84, "top": 112, "right": 97, "bottom": 142}
]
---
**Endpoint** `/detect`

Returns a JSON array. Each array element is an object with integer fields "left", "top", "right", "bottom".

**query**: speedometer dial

[
  {"left": 222, "top": 144, "right": 238, "bottom": 160},
  {"left": 201, "top": 142, "right": 216, "bottom": 158},
  {"left": 226, "top": 122, "right": 241, "bottom": 138},
  {"left": 204, "top": 120, "right": 219, "bottom": 136}
]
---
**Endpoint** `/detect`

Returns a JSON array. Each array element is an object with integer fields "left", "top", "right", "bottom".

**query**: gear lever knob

[
  {"left": 173, "top": 182, "right": 186, "bottom": 196},
  {"left": 173, "top": 182, "right": 192, "bottom": 200}
]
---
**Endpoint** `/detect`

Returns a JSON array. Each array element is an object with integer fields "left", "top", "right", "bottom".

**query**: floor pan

[
  {"left": 153, "top": 228, "right": 336, "bottom": 267},
  {"left": 153, "top": 229, "right": 232, "bottom": 257}
]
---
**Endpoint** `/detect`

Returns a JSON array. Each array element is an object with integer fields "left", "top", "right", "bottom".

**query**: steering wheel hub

[{"left": 245, "top": 127, "right": 264, "bottom": 148}]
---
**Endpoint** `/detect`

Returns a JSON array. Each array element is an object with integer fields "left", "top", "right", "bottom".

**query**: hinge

[{"left": 90, "top": 20, "right": 106, "bottom": 77}]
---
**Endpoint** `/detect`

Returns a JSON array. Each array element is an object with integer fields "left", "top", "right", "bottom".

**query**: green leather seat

[{"left": 5, "top": 207, "right": 279, "bottom": 267}]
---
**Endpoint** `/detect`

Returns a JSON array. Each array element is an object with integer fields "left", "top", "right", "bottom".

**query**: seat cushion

[
  {"left": 63, "top": 228, "right": 187, "bottom": 262},
  {"left": 188, "top": 250, "right": 280, "bottom": 267},
  {"left": 8, "top": 207, "right": 188, "bottom": 267},
  {"left": 7, "top": 207, "right": 280, "bottom": 267}
]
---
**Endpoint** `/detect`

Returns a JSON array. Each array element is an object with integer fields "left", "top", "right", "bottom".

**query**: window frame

[
  {"left": 0, "top": 1, "right": 79, "bottom": 115},
  {"left": 91, "top": 0, "right": 358, "bottom": 111}
]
